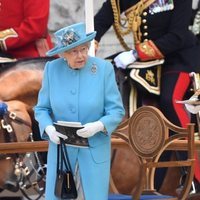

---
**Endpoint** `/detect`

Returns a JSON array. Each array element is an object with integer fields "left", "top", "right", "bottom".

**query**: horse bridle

[
  {"left": 0, "top": 103, "right": 31, "bottom": 159},
  {"left": 1, "top": 110, "right": 31, "bottom": 140},
  {"left": 0, "top": 102, "right": 46, "bottom": 200}
]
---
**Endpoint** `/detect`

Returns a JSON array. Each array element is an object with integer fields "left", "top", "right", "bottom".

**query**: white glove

[
  {"left": 185, "top": 104, "right": 200, "bottom": 114},
  {"left": 185, "top": 95, "right": 200, "bottom": 114},
  {"left": 76, "top": 121, "right": 104, "bottom": 138},
  {"left": 114, "top": 50, "right": 138, "bottom": 69},
  {"left": 45, "top": 125, "right": 68, "bottom": 144}
]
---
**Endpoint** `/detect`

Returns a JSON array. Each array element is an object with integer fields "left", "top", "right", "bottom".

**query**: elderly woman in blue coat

[{"left": 34, "top": 22, "right": 125, "bottom": 200}]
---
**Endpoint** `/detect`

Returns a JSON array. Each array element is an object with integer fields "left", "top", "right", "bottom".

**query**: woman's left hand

[{"left": 76, "top": 121, "right": 104, "bottom": 138}]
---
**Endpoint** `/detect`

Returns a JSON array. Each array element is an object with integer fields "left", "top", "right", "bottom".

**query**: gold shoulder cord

[{"left": 110, "top": 0, "right": 156, "bottom": 50}]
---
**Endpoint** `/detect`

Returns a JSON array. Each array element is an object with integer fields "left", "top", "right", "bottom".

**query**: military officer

[{"left": 94, "top": 0, "right": 200, "bottom": 190}]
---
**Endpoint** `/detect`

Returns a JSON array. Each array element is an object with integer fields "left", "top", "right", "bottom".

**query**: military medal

[{"left": 149, "top": 0, "right": 174, "bottom": 15}]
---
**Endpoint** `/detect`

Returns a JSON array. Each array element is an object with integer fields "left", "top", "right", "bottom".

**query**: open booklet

[{"left": 54, "top": 121, "right": 89, "bottom": 148}]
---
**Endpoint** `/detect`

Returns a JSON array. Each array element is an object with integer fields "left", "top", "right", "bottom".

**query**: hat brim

[{"left": 46, "top": 31, "right": 96, "bottom": 57}]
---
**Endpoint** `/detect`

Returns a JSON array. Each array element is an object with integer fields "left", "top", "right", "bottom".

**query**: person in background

[
  {"left": 34, "top": 22, "right": 125, "bottom": 200},
  {"left": 94, "top": 0, "right": 200, "bottom": 191},
  {"left": 0, "top": 0, "right": 53, "bottom": 59}
]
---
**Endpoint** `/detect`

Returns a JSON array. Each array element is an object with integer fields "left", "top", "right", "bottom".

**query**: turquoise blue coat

[{"left": 34, "top": 56, "right": 125, "bottom": 200}]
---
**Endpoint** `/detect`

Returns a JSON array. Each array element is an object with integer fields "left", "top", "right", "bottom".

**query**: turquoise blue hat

[{"left": 46, "top": 22, "right": 96, "bottom": 56}]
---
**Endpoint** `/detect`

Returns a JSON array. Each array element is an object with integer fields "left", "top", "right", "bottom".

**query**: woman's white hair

[{"left": 59, "top": 42, "right": 91, "bottom": 57}]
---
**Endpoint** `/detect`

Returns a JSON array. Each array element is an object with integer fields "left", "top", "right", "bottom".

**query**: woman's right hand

[{"left": 45, "top": 125, "right": 68, "bottom": 144}]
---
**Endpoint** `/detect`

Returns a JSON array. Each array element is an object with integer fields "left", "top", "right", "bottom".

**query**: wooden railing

[{"left": 0, "top": 138, "right": 200, "bottom": 154}]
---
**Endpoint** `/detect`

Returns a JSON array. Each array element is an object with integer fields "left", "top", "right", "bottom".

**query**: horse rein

[{"left": 0, "top": 102, "right": 31, "bottom": 159}]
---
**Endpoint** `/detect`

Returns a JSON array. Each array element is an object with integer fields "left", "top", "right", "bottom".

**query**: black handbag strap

[
  {"left": 56, "top": 142, "right": 63, "bottom": 173},
  {"left": 61, "top": 139, "right": 73, "bottom": 172},
  {"left": 57, "top": 139, "right": 73, "bottom": 174}
]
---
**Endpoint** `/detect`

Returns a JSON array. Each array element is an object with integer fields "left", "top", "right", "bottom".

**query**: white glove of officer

[
  {"left": 185, "top": 104, "right": 200, "bottom": 114},
  {"left": 114, "top": 50, "right": 138, "bottom": 69},
  {"left": 45, "top": 125, "right": 68, "bottom": 144},
  {"left": 76, "top": 121, "right": 105, "bottom": 138},
  {"left": 185, "top": 95, "right": 200, "bottom": 114}
]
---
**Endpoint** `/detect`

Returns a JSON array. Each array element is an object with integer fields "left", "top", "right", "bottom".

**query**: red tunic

[{"left": 0, "top": 0, "right": 53, "bottom": 58}]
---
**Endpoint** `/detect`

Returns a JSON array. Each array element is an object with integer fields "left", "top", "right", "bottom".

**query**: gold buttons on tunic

[
  {"left": 141, "top": 10, "right": 148, "bottom": 41},
  {"left": 142, "top": 19, "right": 147, "bottom": 24},
  {"left": 143, "top": 12, "right": 147, "bottom": 16}
]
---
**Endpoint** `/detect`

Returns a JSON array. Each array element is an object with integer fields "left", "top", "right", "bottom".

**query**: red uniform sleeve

[
  {"left": 136, "top": 40, "right": 164, "bottom": 61},
  {"left": 1, "top": 0, "right": 50, "bottom": 51}
]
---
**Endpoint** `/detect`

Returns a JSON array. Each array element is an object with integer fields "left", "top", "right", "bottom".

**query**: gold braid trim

[
  {"left": 0, "top": 28, "right": 18, "bottom": 51},
  {"left": 110, "top": 0, "right": 156, "bottom": 50}
]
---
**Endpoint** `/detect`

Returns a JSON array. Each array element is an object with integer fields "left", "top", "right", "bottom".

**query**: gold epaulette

[{"left": 0, "top": 28, "right": 18, "bottom": 51}]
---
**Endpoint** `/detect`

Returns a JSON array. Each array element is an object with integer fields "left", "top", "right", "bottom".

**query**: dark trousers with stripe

[
  {"left": 155, "top": 71, "right": 193, "bottom": 190},
  {"left": 160, "top": 71, "right": 191, "bottom": 129}
]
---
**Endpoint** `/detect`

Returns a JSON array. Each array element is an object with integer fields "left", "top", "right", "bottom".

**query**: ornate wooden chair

[{"left": 109, "top": 106, "right": 195, "bottom": 200}]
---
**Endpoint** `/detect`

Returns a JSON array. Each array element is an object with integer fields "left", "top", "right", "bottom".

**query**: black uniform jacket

[{"left": 94, "top": 0, "right": 200, "bottom": 72}]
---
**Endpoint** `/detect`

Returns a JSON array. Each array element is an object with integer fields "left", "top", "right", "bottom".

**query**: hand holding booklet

[{"left": 54, "top": 121, "right": 89, "bottom": 148}]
